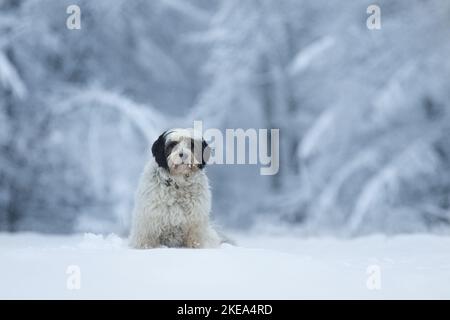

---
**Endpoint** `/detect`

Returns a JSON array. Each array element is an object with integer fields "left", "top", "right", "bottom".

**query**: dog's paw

[{"left": 185, "top": 240, "right": 201, "bottom": 248}]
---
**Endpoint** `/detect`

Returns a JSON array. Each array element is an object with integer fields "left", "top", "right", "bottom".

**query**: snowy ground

[{"left": 0, "top": 232, "right": 449, "bottom": 299}]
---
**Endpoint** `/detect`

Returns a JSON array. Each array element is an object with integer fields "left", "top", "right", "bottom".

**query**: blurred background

[{"left": 1, "top": 0, "right": 450, "bottom": 236}]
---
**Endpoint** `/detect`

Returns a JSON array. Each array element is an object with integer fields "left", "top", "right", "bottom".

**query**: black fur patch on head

[
  {"left": 151, "top": 131, "right": 169, "bottom": 170},
  {"left": 198, "top": 139, "right": 210, "bottom": 170}
]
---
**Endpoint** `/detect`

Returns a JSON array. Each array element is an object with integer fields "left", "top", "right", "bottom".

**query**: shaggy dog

[{"left": 129, "top": 129, "right": 222, "bottom": 249}]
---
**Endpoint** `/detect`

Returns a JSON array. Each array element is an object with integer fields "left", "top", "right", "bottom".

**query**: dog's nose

[{"left": 179, "top": 152, "right": 187, "bottom": 160}]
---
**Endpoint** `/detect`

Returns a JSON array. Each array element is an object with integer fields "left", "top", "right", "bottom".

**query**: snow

[
  {"left": 289, "top": 36, "right": 335, "bottom": 75},
  {"left": 1, "top": 232, "right": 449, "bottom": 299},
  {"left": 299, "top": 109, "right": 335, "bottom": 160},
  {"left": 161, "top": 0, "right": 210, "bottom": 24},
  {"left": 0, "top": 50, "right": 27, "bottom": 99}
]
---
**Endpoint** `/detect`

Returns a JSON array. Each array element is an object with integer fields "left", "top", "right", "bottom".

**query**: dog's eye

[{"left": 166, "top": 141, "right": 178, "bottom": 152}]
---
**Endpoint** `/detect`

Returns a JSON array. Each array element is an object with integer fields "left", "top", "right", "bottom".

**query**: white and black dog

[{"left": 129, "top": 129, "right": 222, "bottom": 249}]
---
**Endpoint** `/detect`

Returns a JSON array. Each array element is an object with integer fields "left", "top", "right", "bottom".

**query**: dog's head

[{"left": 151, "top": 129, "right": 210, "bottom": 176}]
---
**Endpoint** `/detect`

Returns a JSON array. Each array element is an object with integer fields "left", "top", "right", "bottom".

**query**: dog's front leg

[
  {"left": 184, "top": 224, "right": 206, "bottom": 248},
  {"left": 185, "top": 224, "right": 221, "bottom": 248},
  {"left": 130, "top": 233, "right": 160, "bottom": 249},
  {"left": 129, "top": 221, "right": 162, "bottom": 249}
]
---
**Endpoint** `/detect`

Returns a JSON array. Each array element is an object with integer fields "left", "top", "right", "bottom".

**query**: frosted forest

[{"left": 1, "top": 0, "right": 450, "bottom": 237}]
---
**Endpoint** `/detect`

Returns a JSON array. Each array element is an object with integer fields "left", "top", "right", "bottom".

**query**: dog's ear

[
  {"left": 152, "top": 132, "right": 169, "bottom": 170},
  {"left": 199, "top": 139, "right": 211, "bottom": 169}
]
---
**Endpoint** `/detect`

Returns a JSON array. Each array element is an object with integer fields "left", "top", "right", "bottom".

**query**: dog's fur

[{"left": 129, "top": 129, "right": 221, "bottom": 249}]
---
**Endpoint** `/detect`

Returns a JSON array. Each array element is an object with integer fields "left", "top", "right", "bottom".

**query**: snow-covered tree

[{"left": 290, "top": 0, "right": 450, "bottom": 234}]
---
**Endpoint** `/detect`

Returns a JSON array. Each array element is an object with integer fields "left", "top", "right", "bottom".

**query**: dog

[{"left": 129, "top": 129, "right": 222, "bottom": 249}]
